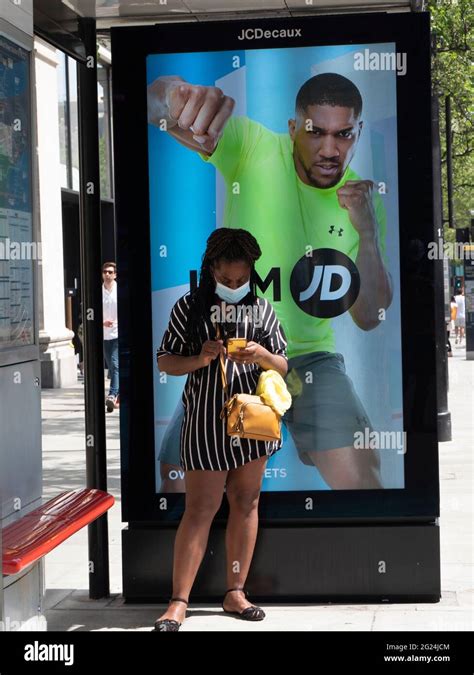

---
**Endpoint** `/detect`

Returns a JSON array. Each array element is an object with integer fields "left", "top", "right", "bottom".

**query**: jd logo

[{"left": 290, "top": 249, "right": 360, "bottom": 318}]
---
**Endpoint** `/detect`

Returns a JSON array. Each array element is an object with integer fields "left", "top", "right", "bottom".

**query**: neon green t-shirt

[{"left": 199, "top": 116, "right": 387, "bottom": 359}]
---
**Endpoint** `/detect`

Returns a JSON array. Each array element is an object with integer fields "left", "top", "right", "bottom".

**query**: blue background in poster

[{"left": 147, "top": 43, "right": 404, "bottom": 492}]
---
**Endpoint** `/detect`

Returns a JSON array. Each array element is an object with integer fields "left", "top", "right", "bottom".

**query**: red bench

[{"left": 2, "top": 488, "right": 115, "bottom": 575}]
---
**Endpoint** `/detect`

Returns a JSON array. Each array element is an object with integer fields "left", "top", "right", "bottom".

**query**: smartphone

[{"left": 227, "top": 338, "right": 248, "bottom": 354}]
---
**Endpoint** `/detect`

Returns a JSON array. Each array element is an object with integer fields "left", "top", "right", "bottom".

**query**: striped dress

[{"left": 156, "top": 292, "right": 288, "bottom": 471}]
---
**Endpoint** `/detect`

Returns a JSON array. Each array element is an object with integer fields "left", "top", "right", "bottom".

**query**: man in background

[
  {"left": 102, "top": 262, "right": 120, "bottom": 413},
  {"left": 454, "top": 287, "right": 466, "bottom": 344}
]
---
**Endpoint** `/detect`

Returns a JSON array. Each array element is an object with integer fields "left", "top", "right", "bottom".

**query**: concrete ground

[{"left": 42, "top": 343, "right": 473, "bottom": 631}]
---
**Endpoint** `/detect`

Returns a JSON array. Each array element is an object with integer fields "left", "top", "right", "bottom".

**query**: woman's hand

[
  {"left": 228, "top": 341, "right": 288, "bottom": 377},
  {"left": 227, "top": 341, "right": 266, "bottom": 365},
  {"left": 198, "top": 339, "right": 224, "bottom": 367}
]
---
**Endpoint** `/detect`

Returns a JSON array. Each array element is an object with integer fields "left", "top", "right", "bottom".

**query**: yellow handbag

[{"left": 216, "top": 325, "right": 282, "bottom": 442}]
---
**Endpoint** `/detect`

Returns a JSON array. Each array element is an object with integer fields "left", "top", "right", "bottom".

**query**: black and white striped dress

[{"left": 156, "top": 292, "right": 288, "bottom": 471}]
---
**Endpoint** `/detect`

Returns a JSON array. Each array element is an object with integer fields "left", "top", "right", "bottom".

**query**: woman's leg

[
  {"left": 223, "top": 455, "right": 267, "bottom": 613},
  {"left": 156, "top": 468, "right": 228, "bottom": 624}
]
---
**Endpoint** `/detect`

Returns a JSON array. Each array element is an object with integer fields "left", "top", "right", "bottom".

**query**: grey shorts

[
  {"left": 285, "top": 352, "right": 373, "bottom": 464},
  {"left": 158, "top": 351, "right": 373, "bottom": 468}
]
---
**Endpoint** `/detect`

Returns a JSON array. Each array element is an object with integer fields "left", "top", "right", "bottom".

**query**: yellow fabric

[
  {"left": 256, "top": 370, "right": 292, "bottom": 417},
  {"left": 285, "top": 368, "right": 303, "bottom": 399}
]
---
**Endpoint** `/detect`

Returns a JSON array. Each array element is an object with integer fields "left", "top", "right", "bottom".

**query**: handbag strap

[{"left": 214, "top": 323, "right": 228, "bottom": 397}]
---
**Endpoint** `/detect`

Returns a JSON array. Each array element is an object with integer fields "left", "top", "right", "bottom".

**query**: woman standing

[{"left": 153, "top": 228, "right": 288, "bottom": 631}]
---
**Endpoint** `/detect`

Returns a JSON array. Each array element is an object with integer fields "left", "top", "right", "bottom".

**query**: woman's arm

[
  {"left": 228, "top": 343, "right": 288, "bottom": 378},
  {"left": 255, "top": 348, "right": 288, "bottom": 378},
  {"left": 157, "top": 353, "right": 204, "bottom": 376},
  {"left": 158, "top": 339, "right": 224, "bottom": 376}
]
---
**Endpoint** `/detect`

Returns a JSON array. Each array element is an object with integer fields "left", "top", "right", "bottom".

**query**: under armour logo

[
  {"left": 329, "top": 225, "right": 335, "bottom": 234},
  {"left": 337, "top": 228, "right": 344, "bottom": 237},
  {"left": 328, "top": 226, "right": 344, "bottom": 237}
]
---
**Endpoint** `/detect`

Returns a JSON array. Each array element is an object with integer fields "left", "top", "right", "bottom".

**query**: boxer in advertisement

[{"left": 148, "top": 72, "right": 393, "bottom": 490}]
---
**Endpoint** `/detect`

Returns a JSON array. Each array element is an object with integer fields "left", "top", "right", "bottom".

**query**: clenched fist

[
  {"left": 147, "top": 76, "right": 235, "bottom": 154},
  {"left": 336, "top": 180, "right": 377, "bottom": 236}
]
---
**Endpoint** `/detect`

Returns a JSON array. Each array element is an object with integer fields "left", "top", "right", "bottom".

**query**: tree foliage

[{"left": 429, "top": 0, "right": 474, "bottom": 231}]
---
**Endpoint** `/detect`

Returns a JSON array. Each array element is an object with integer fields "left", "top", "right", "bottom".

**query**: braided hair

[{"left": 187, "top": 228, "right": 262, "bottom": 349}]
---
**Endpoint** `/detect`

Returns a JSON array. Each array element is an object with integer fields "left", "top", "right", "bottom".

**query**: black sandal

[
  {"left": 152, "top": 597, "right": 188, "bottom": 632},
  {"left": 222, "top": 588, "right": 265, "bottom": 621}
]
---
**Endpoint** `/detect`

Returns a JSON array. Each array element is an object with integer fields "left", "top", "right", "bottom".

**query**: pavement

[{"left": 41, "top": 342, "right": 473, "bottom": 631}]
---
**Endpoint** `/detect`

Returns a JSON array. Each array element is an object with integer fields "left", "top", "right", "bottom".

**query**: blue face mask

[{"left": 214, "top": 277, "right": 251, "bottom": 304}]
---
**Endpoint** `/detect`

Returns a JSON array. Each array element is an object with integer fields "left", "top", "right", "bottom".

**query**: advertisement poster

[
  {"left": 0, "top": 36, "right": 34, "bottom": 349},
  {"left": 146, "top": 42, "right": 405, "bottom": 494}
]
